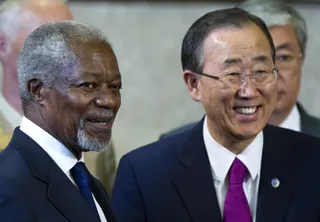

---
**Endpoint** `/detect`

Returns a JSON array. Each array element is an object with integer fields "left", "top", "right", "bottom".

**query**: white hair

[
  {"left": 0, "top": 0, "right": 67, "bottom": 40},
  {"left": 238, "top": 0, "right": 308, "bottom": 56},
  {"left": 17, "top": 20, "right": 111, "bottom": 111}
]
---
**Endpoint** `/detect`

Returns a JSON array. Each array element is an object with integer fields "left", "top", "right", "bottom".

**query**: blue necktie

[{"left": 71, "top": 162, "right": 97, "bottom": 211}]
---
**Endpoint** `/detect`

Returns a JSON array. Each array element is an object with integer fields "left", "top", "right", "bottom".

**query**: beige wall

[{"left": 2, "top": 2, "right": 320, "bottom": 162}]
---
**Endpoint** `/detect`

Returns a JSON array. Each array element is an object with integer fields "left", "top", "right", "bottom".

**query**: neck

[
  {"left": 268, "top": 108, "right": 292, "bottom": 126},
  {"left": 207, "top": 118, "right": 255, "bottom": 155},
  {"left": 2, "top": 64, "right": 22, "bottom": 114}
]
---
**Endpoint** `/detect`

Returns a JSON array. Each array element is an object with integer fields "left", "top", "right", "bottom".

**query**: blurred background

[{"left": 1, "top": 0, "right": 320, "bottom": 163}]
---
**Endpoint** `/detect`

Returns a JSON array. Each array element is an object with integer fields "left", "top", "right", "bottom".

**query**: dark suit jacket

[
  {"left": 160, "top": 103, "right": 320, "bottom": 139},
  {"left": 0, "top": 128, "right": 117, "bottom": 222},
  {"left": 112, "top": 119, "right": 320, "bottom": 222}
]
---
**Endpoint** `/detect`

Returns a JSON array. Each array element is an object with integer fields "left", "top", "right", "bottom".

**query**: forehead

[
  {"left": 28, "top": 2, "right": 73, "bottom": 22},
  {"left": 202, "top": 24, "right": 272, "bottom": 66},
  {"left": 72, "top": 41, "right": 119, "bottom": 74},
  {"left": 16, "top": 3, "right": 72, "bottom": 43},
  {"left": 268, "top": 24, "right": 299, "bottom": 50},
  {"left": 16, "top": 2, "right": 72, "bottom": 32}
]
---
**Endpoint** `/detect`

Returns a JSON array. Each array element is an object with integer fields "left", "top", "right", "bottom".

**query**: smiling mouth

[
  {"left": 88, "top": 120, "right": 111, "bottom": 126},
  {"left": 234, "top": 106, "right": 259, "bottom": 115},
  {"left": 86, "top": 117, "right": 114, "bottom": 131}
]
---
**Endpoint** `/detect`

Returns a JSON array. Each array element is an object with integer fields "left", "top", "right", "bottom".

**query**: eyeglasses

[
  {"left": 194, "top": 67, "right": 278, "bottom": 87},
  {"left": 276, "top": 53, "right": 302, "bottom": 72}
]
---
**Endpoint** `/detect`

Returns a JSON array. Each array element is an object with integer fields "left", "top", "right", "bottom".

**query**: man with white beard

[{"left": 0, "top": 21, "right": 121, "bottom": 222}]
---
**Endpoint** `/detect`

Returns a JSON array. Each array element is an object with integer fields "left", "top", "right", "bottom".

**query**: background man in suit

[
  {"left": 160, "top": 1, "right": 320, "bottom": 139},
  {"left": 112, "top": 8, "right": 320, "bottom": 222},
  {"left": 0, "top": 0, "right": 117, "bottom": 194},
  {"left": 0, "top": 20, "right": 121, "bottom": 222}
]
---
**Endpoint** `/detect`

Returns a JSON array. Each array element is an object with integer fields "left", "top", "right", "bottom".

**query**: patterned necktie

[
  {"left": 71, "top": 162, "right": 98, "bottom": 211},
  {"left": 224, "top": 158, "right": 252, "bottom": 222}
]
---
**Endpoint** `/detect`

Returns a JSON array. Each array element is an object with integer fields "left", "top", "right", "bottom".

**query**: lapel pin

[{"left": 271, "top": 178, "right": 280, "bottom": 188}]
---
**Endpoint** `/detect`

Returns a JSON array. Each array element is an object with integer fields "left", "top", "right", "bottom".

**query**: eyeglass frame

[{"left": 192, "top": 67, "right": 278, "bottom": 86}]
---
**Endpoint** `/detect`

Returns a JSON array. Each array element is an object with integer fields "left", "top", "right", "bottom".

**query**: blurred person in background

[
  {"left": 0, "top": 0, "right": 72, "bottom": 143},
  {"left": 0, "top": 0, "right": 116, "bottom": 193},
  {"left": 160, "top": 0, "right": 320, "bottom": 139}
]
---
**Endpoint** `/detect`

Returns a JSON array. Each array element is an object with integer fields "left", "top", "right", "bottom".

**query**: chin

[
  {"left": 232, "top": 123, "right": 264, "bottom": 140},
  {"left": 77, "top": 130, "right": 111, "bottom": 152},
  {"left": 232, "top": 131, "right": 257, "bottom": 141}
]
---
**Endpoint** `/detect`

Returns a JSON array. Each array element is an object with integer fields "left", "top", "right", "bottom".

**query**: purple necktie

[{"left": 224, "top": 158, "right": 252, "bottom": 222}]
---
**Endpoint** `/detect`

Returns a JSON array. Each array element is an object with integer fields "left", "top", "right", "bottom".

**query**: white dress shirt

[
  {"left": 203, "top": 116, "right": 263, "bottom": 222},
  {"left": 279, "top": 104, "right": 301, "bottom": 132},
  {"left": 20, "top": 117, "right": 107, "bottom": 222}
]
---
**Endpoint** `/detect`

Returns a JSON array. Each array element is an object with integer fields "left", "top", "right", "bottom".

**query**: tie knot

[
  {"left": 228, "top": 158, "right": 248, "bottom": 184},
  {"left": 71, "top": 162, "right": 90, "bottom": 187}
]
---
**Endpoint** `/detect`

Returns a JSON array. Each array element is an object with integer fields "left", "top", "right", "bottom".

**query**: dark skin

[{"left": 25, "top": 40, "right": 122, "bottom": 160}]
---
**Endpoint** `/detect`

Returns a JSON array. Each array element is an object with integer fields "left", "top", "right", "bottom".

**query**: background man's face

[
  {"left": 268, "top": 24, "right": 303, "bottom": 120},
  {"left": 7, "top": 2, "right": 73, "bottom": 65}
]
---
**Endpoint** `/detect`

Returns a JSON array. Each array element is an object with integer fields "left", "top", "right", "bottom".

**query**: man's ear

[
  {"left": 183, "top": 70, "right": 201, "bottom": 102},
  {"left": 0, "top": 33, "right": 10, "bottom": 58},
  {"left": 27, "top": 78, "right": 47, "bottom": 106}
]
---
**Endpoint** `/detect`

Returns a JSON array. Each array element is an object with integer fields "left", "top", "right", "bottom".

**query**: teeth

[
  {"left": 235, "top": 107, "right": 257, "bottom": 115},
  {"left": 90, "top": 120, "right": 108, "bottom": 124}
]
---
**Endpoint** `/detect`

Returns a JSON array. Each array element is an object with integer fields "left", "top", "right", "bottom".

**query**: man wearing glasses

[
  {"left": 112, "top": 8, "right": 320, "bottom": 222},
  {"left": 160, "top": 1, "right": 320, "bottom": 139}
]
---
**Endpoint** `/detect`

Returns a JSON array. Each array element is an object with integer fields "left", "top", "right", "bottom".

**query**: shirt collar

[
  {"left": 279, "top": 104, "right": 301, "bottom": 132},
  {"left": 19, "top": 116, "right": 84, "bottom": 174},
  {"left": 203, "top": 116, "right": 263, "bottom": 183}
]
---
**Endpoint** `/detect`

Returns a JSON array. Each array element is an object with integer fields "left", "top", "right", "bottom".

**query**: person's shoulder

[
  {"left": 297, "top": 103, "right": 320, "bottom": 136},
  {"left": 264, "top": 124, "right": 320, "bottom": 158},
  {"left": 121, "top": 130, "right": 191, "bottom": 168},
  {"left": 265, "top": 124, "right": 320, "bottom": 143},
  {"left": 0, "top": 145, "right": 29, "bottom": 178},
  {"left": 159, "top": 122, "right": 197, "bottom": 139}
]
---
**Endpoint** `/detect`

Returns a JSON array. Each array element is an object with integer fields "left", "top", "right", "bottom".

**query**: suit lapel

[
  {"left": 91, "top": 176, "right": 118, "bottom": 222},
  {"left": 46, "top": 166, "right": 101, "bottom": 222},
  {"left": 173, "top": 119, "right": 223, "bottom": 222},
  {"left": 10, "top": 128, "right": 101, "bottom": 222},
  {"left": 256, "top": 125, "right": 294, "bottom": 222},
  {"left": 297, "top": 102, "right": 320, "bottom": 136},
  {"left": 297, "top": 102, "right": 312, "bottom": 134}
]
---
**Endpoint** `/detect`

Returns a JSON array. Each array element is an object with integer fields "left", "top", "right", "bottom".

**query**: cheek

[
  {"left": 202, "top": 86, "right": 234, "bottom": 112},
  {"left": 57, "top": 97, "right": 84, "bottom": 125},
  {"left": 262, "top": 83, "right": 277, "bottom": 109},
  {"left": 277, "top": 72, "right": 300, "bottom": 89},
  {"left": 13, "top": 36, "right": 27, "bottom": 52},
  {"left": 114, "top": 95, "right": 121, "bottom": 113}
]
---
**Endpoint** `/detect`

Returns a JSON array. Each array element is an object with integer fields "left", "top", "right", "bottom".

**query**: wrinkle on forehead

[
  {"left": 203, "top": 27, "right": 272, "bottom": 73},
  {"left": 73, "top": 42, "right": 119, "bottom": 76}
]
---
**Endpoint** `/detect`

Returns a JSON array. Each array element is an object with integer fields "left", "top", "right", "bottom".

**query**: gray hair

[
  {"left": 17, "top": 20, "right": 111, "bottom": 111},
  {"left": 238, "top": 0, "right": 307, "bottom": 56},
  {"left": 0, "top": 0, "right": 67, "bottom": 41}
]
